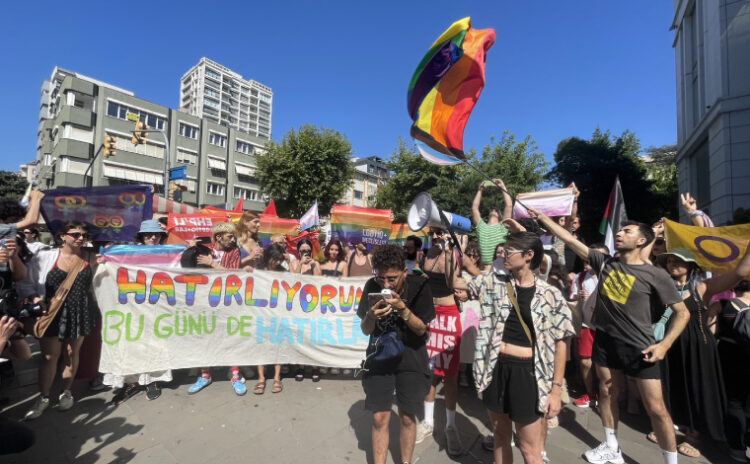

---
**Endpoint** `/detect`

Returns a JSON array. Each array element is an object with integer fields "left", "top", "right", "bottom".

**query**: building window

[
  {"left": 204, "top": 87, "right": 219, "bottom": 98},
  {"left": 106, "top": 101, "right": 166, "bottom": 130},
  {"left": 208, "top": 132, "right": 226, "bottom": 147},
  {"left": 176, "top": 148, "right": 197, "bottom": 165},
  {"left": 175, "top": 178, "right": 197, "bottom": 193},
  {"left": 178, "top": 123, "right": 198, "bottom": 139},
  {"left": 205, "top": 68, "right": 221, "bottom": 80},
  {"left": 234, "top": 186, "right": 258, "bottom": 200},
  {"left": 236, "top": 140, "right": 253, "bottom": 155},
  {"left": 206, "top": 182, "right": 225, "bottom": 196},
  {"left": 109, "top": 132, "right": 165, "bottom": 159},
  {"left": 354, "top": 190, "right": 363, "bottom": 200}
]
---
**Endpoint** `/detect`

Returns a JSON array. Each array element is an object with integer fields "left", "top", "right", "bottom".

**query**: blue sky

[{"left": 0, "top": 1, "right": 676, "bottom": 171}]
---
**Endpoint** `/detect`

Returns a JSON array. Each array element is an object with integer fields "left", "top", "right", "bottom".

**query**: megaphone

[{"left": 407, "top": 192, "right": 471, "bottom": 233}]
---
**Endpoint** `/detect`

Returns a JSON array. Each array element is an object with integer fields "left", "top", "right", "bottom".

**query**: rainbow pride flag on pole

[
  {"left": 330, "top": 205, "right": 392, "bottom": 251},
  {"left": 407, "top": 17, "right": 495, "bottom": 160},
  {"left": 258, "top": 214, "right": 299, "bottom": 247}
]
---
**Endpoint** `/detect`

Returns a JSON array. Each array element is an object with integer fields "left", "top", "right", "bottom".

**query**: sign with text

[{"left": 94, "top": 262, "right": 370, "bottom": 375}]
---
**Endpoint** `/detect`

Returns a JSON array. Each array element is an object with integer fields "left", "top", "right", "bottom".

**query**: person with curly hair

[
  {"left": 321, "top": 239, "right": 347, "bottom": 277},
  {"left": 358, "top": 244, "right": 435, "bottom": 464}
]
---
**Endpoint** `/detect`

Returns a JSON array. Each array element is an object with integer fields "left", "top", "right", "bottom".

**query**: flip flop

[
  {"left": 646, "top": 432, "right": 658, "bottom": 444},
  {"left": 272, "top": 380, "right": 283, "bottom": 393},
  {"left": 253, "top": 381, "right": 266, "bottom": 395},
  {"left": 678, "top": 442, "right": 701, "bottom": 458}
]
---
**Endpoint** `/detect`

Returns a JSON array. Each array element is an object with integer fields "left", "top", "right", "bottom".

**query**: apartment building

[
  {"left": 339, "top": 156, "right": 389, "bottom": 207},
  {"left": 180, "top": 57, "right": 272, "bottom": 140},
  {"left": 34, "top": 66, "right": 268, "bottom": 211}
]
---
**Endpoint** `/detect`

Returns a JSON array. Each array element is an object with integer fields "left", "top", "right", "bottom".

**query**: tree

[
  {"left": 0, "top": 170, "right": 28, "bottom": 199},
  {"left": 255, "top": 124, "right": 355, "bottom": 218},
  {"left": 644, "top": 144, "right": 678, "bottom": 221},
  {"left": 375, "top": 132, "right": 548, "bottom": 223},
  {"left": 545, "top": 128, "right": 663, "bottom": 242}
]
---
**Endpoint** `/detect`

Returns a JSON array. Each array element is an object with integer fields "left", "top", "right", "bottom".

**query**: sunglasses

[
  {"left": 143, "top": 232, "right": 164, "bottom": 238},
  {"left": 466, "top": 253, "right": 479, "bottom": 259},
  {"left": 374, "top": 274, "right": 401, "bottom": 285},
  {"left": 429, "top": 230, "right": 444, "bottom": 236},
  {"left": 504, "top": 248, "right": 526, "bottom": 256},
  {"left": 66, "top": 232, "right": 88, "bottom": 240}
]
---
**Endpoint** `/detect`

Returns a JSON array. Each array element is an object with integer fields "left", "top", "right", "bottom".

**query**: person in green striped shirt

[{"left": 472, "top": 179, "right": 513, "bottom": 267}]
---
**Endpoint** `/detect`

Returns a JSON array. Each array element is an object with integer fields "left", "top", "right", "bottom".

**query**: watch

[{"left": 401, "top": 310, "right": 411, "bottom": 321}]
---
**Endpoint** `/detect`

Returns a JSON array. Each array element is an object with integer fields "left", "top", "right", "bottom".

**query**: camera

[
  {"left": 300, "top": 250, "right": 312, "bottom": 257},
  {"left": 0, "top": 291, "right": 44, "bottom": 320}
]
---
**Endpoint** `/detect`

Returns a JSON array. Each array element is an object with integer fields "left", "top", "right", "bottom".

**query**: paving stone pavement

[{"left": 1, "top": 362, "right": 731, "bottom": 464}]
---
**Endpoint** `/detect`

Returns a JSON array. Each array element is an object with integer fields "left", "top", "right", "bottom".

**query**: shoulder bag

[{"left": 33, "top": 256, "right": 85, "bottom": 338}]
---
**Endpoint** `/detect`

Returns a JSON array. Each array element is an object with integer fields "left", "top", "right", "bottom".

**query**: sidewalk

[{"left": 1, "top": 362, "right": 727, "bottom": 464}]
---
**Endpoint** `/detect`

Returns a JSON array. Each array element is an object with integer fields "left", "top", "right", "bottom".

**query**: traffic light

[
  {"left": 131, "top": 121, "right": 149, "bottom": 145},
  {"left": 102, "top": 135, "right": 117, "bottom": 158},
  {"left": 169, "top": 181, "right": 183, "bottom": 202}
]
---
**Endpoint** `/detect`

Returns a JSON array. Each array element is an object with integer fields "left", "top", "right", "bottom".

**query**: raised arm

[
  {"left": 681, "top": 192, "right": 705, "bottom": 227},
  {"left": 494, "top": 178, "right": 513, "bottom": 220},
  {"left": 527, "top": 208, "right": 589, "bottom": 260},
  {"left": 16, "top": 190, "right": 44, "bottom": 230},
  {"left": 702, "top": 242, "right": 750, "bottom": 301},
  {"left": 472, "top": 182, "right": 484, "bottom": 224}
]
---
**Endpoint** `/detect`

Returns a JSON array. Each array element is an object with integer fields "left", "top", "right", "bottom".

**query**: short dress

[{"left": 43, "top": 258, "right": 94, "bottom": 340}]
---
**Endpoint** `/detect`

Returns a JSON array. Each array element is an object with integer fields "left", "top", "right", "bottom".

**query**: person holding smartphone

[
  {"left": 357, "top": 244, "right": 434, "bottom": 464},
  {"left": 291, "top": 239, "right": 321, "bottom": 276}
]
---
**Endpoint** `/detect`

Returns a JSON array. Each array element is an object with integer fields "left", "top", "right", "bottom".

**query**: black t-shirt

[
  {"left": 588, "top": 249, "right": 682, "bottom": 349},
  {"left": 356, "top": 274, "right": 435, "bottom": 350},
  {"left": 502, "top": 285, "right": 536, "bottom": 347}
]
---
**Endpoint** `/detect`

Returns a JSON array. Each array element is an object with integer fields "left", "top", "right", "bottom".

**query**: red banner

[{"left": 167, "top": 213, "right": 226, "bottom": 242}]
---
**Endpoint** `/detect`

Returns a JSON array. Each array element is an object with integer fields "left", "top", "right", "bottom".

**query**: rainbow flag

[
  {"left": 258, "top": 214, "right": 299, "bottom": 247},
  {"left": 330, "top": 205, "right": 392, "bottom": 251},
  {"left": 407, "top": 17, "right": 495, "bottom": 159},
  {"left": 200, "top": 206, "right": 242, "bottom": 223},
  {"left": 100, "top": 244, "right": 186, "bottom": 268},
  {"left": 389, "top": 223, "right": 430, "bottom": 247}
]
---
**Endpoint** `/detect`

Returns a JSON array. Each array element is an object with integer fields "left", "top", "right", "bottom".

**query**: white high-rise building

[{"left": 180, "top": 57, "right": 272, "bottom": 140}]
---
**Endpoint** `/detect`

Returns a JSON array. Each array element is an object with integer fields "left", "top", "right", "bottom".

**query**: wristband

[
  {"left": 551, "top": 381, "right": 563, "bottom": 389},
  {"left": 688, "top": 209, "right": 703, "bottom": 217},
  {"left": 401, "top": 310, "right": 411, "bottom": 321}
]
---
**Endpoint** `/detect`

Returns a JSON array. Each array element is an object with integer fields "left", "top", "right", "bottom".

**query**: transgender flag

[
  {"left": 299, "top": 202, "right": 319, "bottom": 231},
  {"left": 100, "top": 244, "right": 186, "bottom": 268}
]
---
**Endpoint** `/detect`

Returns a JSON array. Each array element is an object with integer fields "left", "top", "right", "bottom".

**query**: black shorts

[
  {"left": 592, "top": 330, "right": 660, "bottom": 379},
  {"left": 362, "top": 345, "right": 431, "bottom": 415},
  {"left": 481, "top": 354, "right": 542, "bottom": 424}
]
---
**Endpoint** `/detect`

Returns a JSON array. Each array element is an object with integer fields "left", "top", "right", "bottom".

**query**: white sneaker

[
  {"left": 24, "top": 396, "right": 50, "bottom": 420},
  {"left": 584, "top": 442, "right": 624, "bottom": 464},
  {"left": 445, "top": 425, "right": 463, "bottom": 456},
  {"left": 58, "top": 390, "right": 74, "bottom": 411},
  {"left": 415, "top": 421, "right": 434, "bottom": 444}
]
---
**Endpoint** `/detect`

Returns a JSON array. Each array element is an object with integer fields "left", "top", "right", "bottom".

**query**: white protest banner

[
  {"left": 94, "top": 262, "right": 370, "bottom": 375},
  {"left": 513, "top": 186, "right": 575, "bottom": 218}
]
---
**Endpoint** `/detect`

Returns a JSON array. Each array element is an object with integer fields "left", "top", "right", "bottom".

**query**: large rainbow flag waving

[{"left": 407, "top": 17, "right": 495, "bottom": 160}]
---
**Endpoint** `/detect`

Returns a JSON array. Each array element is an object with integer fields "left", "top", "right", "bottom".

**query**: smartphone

[
  {"left": 483, "top": 180, "right": 495, "bottom": 187},
  {"left": 368, "top": 293, "right": 388, "bottom": 309}
]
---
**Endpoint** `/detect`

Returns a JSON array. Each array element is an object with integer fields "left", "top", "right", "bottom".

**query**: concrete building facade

[
  {"left": 35, "top": 67, "right": 267, "bottom": 211},
  {"left": 180, "top": 58, "right": 272, "bottom": 140},
  {"left": 672, "top": 0, "right": 750, "bottom": 224},
  {"left": 339, "top": 156, "right": 389, "bottom": 207}
]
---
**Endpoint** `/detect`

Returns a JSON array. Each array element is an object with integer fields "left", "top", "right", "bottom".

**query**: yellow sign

[
  {"left": 126, "top": 112, "right": 139, "bottom": 122},
  {"left": 664, "top": 218, "right": 750, "bottom": 278}
]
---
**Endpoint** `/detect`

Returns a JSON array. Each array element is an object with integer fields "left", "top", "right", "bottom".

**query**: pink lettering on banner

[{"left": 425, "top": 305, "right": 462, "bottom": 377}]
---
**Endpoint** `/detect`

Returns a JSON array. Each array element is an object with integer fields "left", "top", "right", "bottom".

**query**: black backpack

[{"left": 721, "top": 298, "right": 750, "bottom": 354}]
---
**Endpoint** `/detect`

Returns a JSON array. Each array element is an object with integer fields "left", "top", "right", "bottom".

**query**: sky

[{"left": 0, "top": 1, "right": 677, "bottom": 171}]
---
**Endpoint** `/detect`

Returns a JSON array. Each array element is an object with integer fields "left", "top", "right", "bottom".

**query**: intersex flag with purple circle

[
  {"left": 41, "top": 184, "right": 153, "bottom": 242},
  {"left": 664, "top": 218, "right": 750, "bottom": 278},
  {"left": 407, "top": 17, "right": 495, "bottom": 162}
]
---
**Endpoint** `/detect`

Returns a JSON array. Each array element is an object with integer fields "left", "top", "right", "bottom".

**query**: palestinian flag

[{"left": 599, "top": 177, "right": 628, "bottom": 254}]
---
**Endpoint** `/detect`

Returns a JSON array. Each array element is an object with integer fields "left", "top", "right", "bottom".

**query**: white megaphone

[{"left": 407, "top": 192, "right": 471, "bottom": 233}]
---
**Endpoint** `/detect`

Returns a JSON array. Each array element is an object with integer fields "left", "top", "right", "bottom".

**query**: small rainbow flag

[
  {"left": 258, "top": 214, "right": 299, "bottom": 247},
  {"left": 389, "top": 223, "right": 430, "bottom": 247},
  {"left": 407, "top": 17, "right": 495, "bottom": 159},
  {"left": 330, "top": 205, "right": 392, "bottom": 251}
]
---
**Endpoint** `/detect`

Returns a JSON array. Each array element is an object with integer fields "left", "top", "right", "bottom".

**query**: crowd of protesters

[{"left": 0, "top": 182, "right": 749, "bottom": 464}]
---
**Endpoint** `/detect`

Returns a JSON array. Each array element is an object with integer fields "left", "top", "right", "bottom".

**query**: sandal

[
  {"left": 677, "top": 442, "right": 701, "bottom": 458},
  {"left": 295, "top": 368, "right": 304, "bottom": 382},
  {"left": 646, "top": 432, "right": 658, "bottom": 444},
  {"left": 272, "top": 379, "right": 283, "bottom": 393},
  {"left": 145, "top": 382, "right": 161, "bottom": 401},
  {"left": 253, "top": 381, "right": 266, "bottom": 395},
  {"left": 311, "top": 368, "right": 321, "bottom": 383}
]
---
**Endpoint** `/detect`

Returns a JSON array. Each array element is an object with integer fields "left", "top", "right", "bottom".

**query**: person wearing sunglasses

[
  {"left": 463, "top": 231, "right": 575, "bottom": 464},
  {"left": 414, "top": 225, "right": 465, "bottom": 456},
  {"left": 188, "top": 222, "right": 246, "bottom": 396},
  {"left": 105, "top": 220, "right": 172, "bottom": 405},
  {"left": 25, "top": 221, "right": 98, "bottom": 420},
  {"left": 357, "top": 244, "right": 434, "bottom": 464}
]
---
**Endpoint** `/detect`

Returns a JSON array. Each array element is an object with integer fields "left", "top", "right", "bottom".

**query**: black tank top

[
  {"left": 424, "top": 270, "right": 453, "bottom": 298},
  {"left": 502, "top": 285, "right": 536, "bottom": 347}
]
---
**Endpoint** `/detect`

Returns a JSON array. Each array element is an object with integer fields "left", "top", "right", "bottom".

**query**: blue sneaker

[
  {"left": 232, "top": 379, "right": 247, "bottom": 396},
  {"left": 188, "top": 376, "right": 211, "bottom": 394}
]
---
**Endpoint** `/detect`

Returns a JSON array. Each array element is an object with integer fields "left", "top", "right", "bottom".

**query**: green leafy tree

[
  {"left": 255, "top": 124, "right": 355, "bottom": 217},
  {"left": 644, "top": 144, "right": 678, "bottom": 221},
  {"left": 375, "top": 132, "right": 548, "bottom": 223},
  {"left": 545, "top": 128, "right": 662, "bottom": 242},
  {"left": 0, "top": 170, "right": 28, "bottom": 199}
]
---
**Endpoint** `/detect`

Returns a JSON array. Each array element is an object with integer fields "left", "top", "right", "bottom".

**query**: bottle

[{"left": 0, "top": 240, "right": 8, "bottom": 273}]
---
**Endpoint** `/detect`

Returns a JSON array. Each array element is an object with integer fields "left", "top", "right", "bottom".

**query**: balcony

[{"left": 58, "top": 106, "right": 94, "bottom": 128}]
